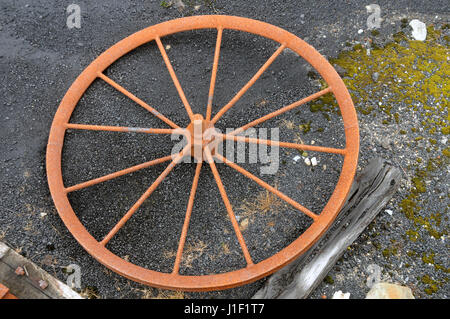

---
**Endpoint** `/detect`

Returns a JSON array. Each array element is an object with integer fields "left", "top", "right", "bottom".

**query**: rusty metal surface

[
  {"left": 46, "top": 15, "right": 359, "bottom": 291},
  {"left": 0, "top": 283, "right": 17, "bottom": 299}
]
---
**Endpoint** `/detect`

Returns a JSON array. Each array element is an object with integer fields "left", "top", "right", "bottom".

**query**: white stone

[
  {"left": 409, "top": 19, "right": 427, "bottom": 41},
  {"left": 40, "top": 212, "right": 47, "bottom": 218},
  {"left": 332, "top": 290, "right": 350, "bottom": 299},
  {"left": 366, "top": 282, "right": 414, "bottom": 299},
  {"left": 358, "top": 29, "right": 364, "bottom": 34},
  {"left": 385, "top": 209, "right": 393, "bottom": 216},
  {"left": 304, "top": 158, "right": 311, "bottom": 166},
  {"left": 311, "top": 157, "right": 318, "bottom": 166},
  {"left": 293, "top": 155, "right": 301, "bottom": 162}
]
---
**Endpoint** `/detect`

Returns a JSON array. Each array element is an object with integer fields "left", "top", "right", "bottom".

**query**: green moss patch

[{"left": 309, "top": 26, "right": 449, "bottom": 136}]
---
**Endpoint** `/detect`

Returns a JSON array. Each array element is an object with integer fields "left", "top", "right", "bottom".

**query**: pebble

[
  {"left": 409, "top": 19, "right": 427, "bottom": 41},
  {"left": 385, "top": 209, "right": 393, "bottom": 216},
  {"left": 239, "top": 218, "right": 249, "bottom": 231},
  {"left": 358, "top": 29, "right": 364, "bottom": 34},
  {"left": 372, "top": 72, "right": 379, "bottom": 82},
  {"left": 332, "top": 290, "right": 350, "bottom": 299},
  {"left": 366, "top": 282, "right": 414, "bottom": 299},
  {"left": 293, "top": 155, "right": 301, "bottom": 162},
  {"left": 311, "top": 157, "right": 318, "bottom": 166},
  {"left": 304, "top": 158, "right": 311, "bottom": 166},
  {"left": 381, "top": 140, "right": 390, "bottom": 150}
]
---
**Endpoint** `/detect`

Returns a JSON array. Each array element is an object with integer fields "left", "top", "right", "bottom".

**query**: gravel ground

[{"left": 0, "top": 0, "right": 448, "bottom": 299}]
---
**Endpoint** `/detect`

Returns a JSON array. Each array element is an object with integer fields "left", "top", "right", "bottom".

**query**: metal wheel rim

[{"left": 46, "top": 15, "right": 359, "bottom": 291}]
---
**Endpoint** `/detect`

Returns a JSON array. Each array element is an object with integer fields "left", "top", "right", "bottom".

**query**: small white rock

[
  {"left": 40, "top": 212, "right": 47, "bottom": 218},
  {"left": 409, "top": 19, "right": 427, "bottom": 41},
  {"left": 332, "top": 290, "right": 351, "bottom": 299},
  {"left": 165, "top": 44, "right": 171, "bottom": 50},
  {"left": 304, "top": 158, "right": 311, "bottom": 166},
  {"left": 385, "top": 209, "right": 393, "bottom": 216},
  {"left": 311, "top": 157, "right": 318, "bottom": 166},
  {"left": 293, "top": 155, "right": 301, "bottom": 162},
  {"left": 358, "top": 29, "right": 364, "bottom": 34}
]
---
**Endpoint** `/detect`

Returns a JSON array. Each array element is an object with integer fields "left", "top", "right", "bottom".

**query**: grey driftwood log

[{"left": 252, "top": 157, "right": 402, "bottom": 299}]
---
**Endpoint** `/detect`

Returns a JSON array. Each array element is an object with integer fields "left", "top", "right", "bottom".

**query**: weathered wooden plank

[
  {"left": 252, "top": 157, "right": 402, "bottom": 299},
  {"left": 0, "top": 242, "right": 82, "bottom": 299}
]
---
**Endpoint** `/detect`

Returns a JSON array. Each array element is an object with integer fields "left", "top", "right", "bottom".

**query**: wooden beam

[{"left": 0, "top": 242, "right": 82, "bottom": 299}]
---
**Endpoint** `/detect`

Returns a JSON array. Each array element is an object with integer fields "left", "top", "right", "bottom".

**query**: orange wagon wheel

[{"left": 46, "top": 15, "right": 359, "bottom": 291}]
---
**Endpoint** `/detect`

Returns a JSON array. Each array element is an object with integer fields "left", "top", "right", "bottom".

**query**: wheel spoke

[
  {"left": 230, "top": 87, "right": 333, "bottom": 135},
  {"left": 65, "top": 123, "right": 175, "bottom": 134},
  {"left": 100, "top": 146, "right": 190, "bottom": 246},
  {"left": 218, "top": 133, "right": 346, "bottom": 155},
  {"left": 172, "top": 161, "right": 203, "bottom": 274},
  {"left": 210, "top": 44, "right": 286, "bottom": 125},
  {"left": 206, "top": 27, "right": 223, "bottom": 122},
  {"left": 97, "top": 72, "right": 180, "bottom": 129},
  {"left": 65, "top": 155, "right": 173, "bottom": 193},
  {"left": 204, "top": 147, "right": 253, "bottom": 266},
  {"left": 155, "top": 36, "right": 195, "bottom": 121},
  {"left": 214, "top": 153, "right": 318, "bottom": 221}
]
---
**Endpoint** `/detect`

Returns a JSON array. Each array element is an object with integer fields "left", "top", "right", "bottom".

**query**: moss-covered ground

[{"left": 308, "top": 24, "right": 449, "bottom": 297}]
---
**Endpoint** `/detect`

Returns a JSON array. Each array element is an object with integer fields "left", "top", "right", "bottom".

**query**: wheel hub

[{"left": 186, "top": 114, "right": 217, "bottom": 161}]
